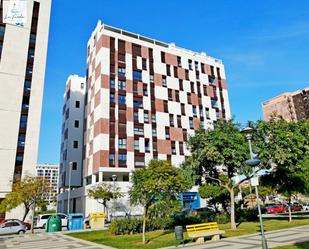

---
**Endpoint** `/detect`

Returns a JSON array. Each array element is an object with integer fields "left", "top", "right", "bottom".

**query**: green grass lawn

[
  {"left": 69, "top": 219, "right": 309, "bottom": 249},
  {"left": 274, "top": 242, "right": 309, "bottom": 249}
]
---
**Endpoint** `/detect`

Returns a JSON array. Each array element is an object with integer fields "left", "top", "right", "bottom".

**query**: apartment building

[
  {"left": 37, "top": 164, "right": 59, "bottom": 209},
  {"left": 58, "top": 21, "right": 231, "bottom": 215},
  {"left": 262, "top": 87, "right": 309, "bottom": 121},
  {"left": 0, "top": 0, "right": 51, "bottom": 219}
]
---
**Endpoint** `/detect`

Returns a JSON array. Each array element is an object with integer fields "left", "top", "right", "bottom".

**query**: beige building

[
  {"left": 0, "top": 0, "right": 51, "bottom": 219},
  {"left": 262, "top": 87, "right": 309, "bottom": 122}
]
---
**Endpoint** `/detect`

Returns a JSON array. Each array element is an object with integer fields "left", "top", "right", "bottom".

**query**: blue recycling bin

[{"left": 68, "top": 213, "right": 84, "bottom": 230}]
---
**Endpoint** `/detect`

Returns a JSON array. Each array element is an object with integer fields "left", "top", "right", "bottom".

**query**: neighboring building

[
  {"left": 58, "top": 21, "right": 231, "bottom": 216},
  {"left": 58, "top": 75, "right": 86, "bottom": 212},
  {"left": 0, "top": 0, "right": 51, "bottom": 219},
  {"left": 37, "top": 164, "right": 59, "bottom": 209},
  {"left": 262, "top": 87, "right": 309, "bottom": 121}
]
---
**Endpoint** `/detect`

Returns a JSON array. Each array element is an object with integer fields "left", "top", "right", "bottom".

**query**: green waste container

[
  {"left": 46, "top": 215, "right": 62, "bottom": 232},
  {"left": 175, "top": 226, "right": 183, "bottom": 240}
]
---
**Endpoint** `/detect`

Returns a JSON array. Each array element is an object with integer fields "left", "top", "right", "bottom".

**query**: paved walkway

[
  {"left": 167, "top": 225, "right": 309, "bottom": 249},
  {"left": 0, "top": 232, "right": 114, "bottom": 249}
]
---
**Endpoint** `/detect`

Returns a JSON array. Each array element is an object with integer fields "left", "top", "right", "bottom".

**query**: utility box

[
  {"left": 68, "top": 213, "right": 84, "bottom": 231},
  {"left": 89, "top": 212, "right": 106, "bottom": 230},
  {"left": 46, "top": 215, "right": 62, "bottom": 232}
]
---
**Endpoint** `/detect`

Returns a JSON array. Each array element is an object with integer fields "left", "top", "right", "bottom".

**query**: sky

[{"left": 38, "top": 0, "right": 309, "bottom": 163}]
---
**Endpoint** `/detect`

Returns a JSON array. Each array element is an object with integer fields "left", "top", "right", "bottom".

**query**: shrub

[
  {"left": 214, "top": 213, "right": 230, "bottom": 224},
  {"left": 243, "top": 209, "right": 258, "bottom": 222}
]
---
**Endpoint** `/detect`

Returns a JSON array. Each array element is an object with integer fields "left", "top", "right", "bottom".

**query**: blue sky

[{"left": 39, "top": 0, "right": 309, "bottom": 163}]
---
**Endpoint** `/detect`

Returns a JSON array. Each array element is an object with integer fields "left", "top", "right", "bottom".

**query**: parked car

[
  {"left": 287, "top": 203, "right": 303, "bottom": 212},
  {"left": 0, "top": 220, "right": 26, "bottom": 235},
  {"left": 34, "top": 213, "right": 67, "bottom": 229},
  {"left": 0, "top": 219, "right": 31, "bottom": 230},
  {"left": 302, "top": 203, "right": 309, "bottom": 211},
  {"left": 266, "top": 205, "right": 286, "bottom": 214}
]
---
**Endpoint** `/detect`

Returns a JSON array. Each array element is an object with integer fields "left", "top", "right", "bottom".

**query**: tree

[
  {"left": 254, "top": 119, "right": 309, "bottom": 221},
  {"left": 183, "top": 119, "right": 253, "bottom": 230},
  {"left": 129, "top": 160, "right": 188, "bottom": 244},
  {"left": 199, "top": 183, "right": 229, "bottom": 213},
  {"left": 88, "top": 183, "right": 123, "bottom": 217},
  {"left": 0, "top": 176, "right": 51, "bottom": 233}
]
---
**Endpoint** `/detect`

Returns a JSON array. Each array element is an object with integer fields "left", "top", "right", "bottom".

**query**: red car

[
  {"left": 0, "top": 219, "right": 31, "bottom": 230},
  {"left": 266, "top": 205, "right": 286, "bottom": 214},
  {"left": 287, "top": 203, "right": 303, "bottom": 212}
]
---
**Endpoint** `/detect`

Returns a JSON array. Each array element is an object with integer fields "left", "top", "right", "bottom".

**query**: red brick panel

[
  {"left": 155, "top": 99, "right": 164, "bottom": 112},
  {"left": 94, "top": 91, "right": 100, "bottom": 108},
  {"left": 154, "top": 73, "right": 162, "bottom": 86},
  {"left": 165, "top": 53, "right": 177, "bottom": 66},
  {"left": 137, "top": 82, "right": 144, "bottom": 96},
  {"left": 220, "top": 79, "right": 227, "bottom": 89},
  {"left": 127, "top": 136, "right": 134, "bottom": 152},
  {"left": 207, "top": 86, "right": 215, "bottom": 98},
  {"left": 170, "top": 127, "right": 184, "bottom": 141},
  {"left": 126, "top": 79, "right": 133, "bottom": 93},
  {"left": 204, "top": 64, "right": 211, "bottom": 75},
  {"left": 93, "top": 150, "right": 109, "bottom": 172},
  {"left": 95, "top": 63, "right": 101, "bottom": 81},
  {"left": 157, "top": 140, "right": 171, "bottom": 154},
  {"left": 126, "top": 107, "right": 133, "bottom": 122},
  {"left": 193, "top": 118, "right": 200, "bottom": 130},
  {"left": 141, "top": 46, "right": 149, "bottom": 59},
  {"left": 94, "top": 118, "right": 110, "bottom": 137},
  {"left": 125, "top": 41, "right": 132, "bottom": 54},
  {"left": 101, "top": 74, "right": 109, "bottom": 89},
  {"left": 177, "top": 68, "right": 186, "bottom": 80},
  {"left": 102, "top": 35, "right": 110, "bottom": 48},
  {"left": 191, "top": 93, "right": 199, "bottom": 106}
]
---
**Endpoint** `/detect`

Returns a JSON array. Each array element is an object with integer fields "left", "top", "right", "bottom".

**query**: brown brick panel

[
  {"left": 191, "top": 93, "right": 199, "bottom": 106},
  {"left": 177, "top": 68, "right": 186, "bottom": 80},
  {"left": 127, "top": 136, "right": 134, "bottom": 152},
  {"left": 165, "top": 52, "right": 177, "bottom": 66},
  {"left": 101, "top": 34, "right": 110, "bottom": 48},
  {"left": 93, "top": 150, "right": 109, "bottom": 172},
  {"left": 141, "top": 46, "right": 149, "bottom": 59},
  {"left": 193, "top": 117, "right": 200, "bottom": 130},
  {"left": 207, "top": 85, "right": 216, "bottom": 98},
  {"left": 95, "top": 63, "right": 101, "bottom": 81},
  {"left": 154, "top": 73, "right": 162, "bottom": 86},
  {"left": 157, "top": 140, "right": 172, "bottom": 154},
  {"left": 126, "top": 107, "right": 134, "bottom": 122},
  {"left": 155, "top": 99, "right": 164, "bottom": 112},
  {"left": 170, "top": 127, "right": 184, "bottom": 141},
  {"left": 204, "top": 64, "right": 211, "bottom": 75},
  {"left": 220, "top": 79, "right": 227, "bottom": 89},
  {"left": 94, "top": 118, "right": 110, "bottom": 137},
  {"left": 94, "top": 90, "right": 100, "bottom": 108}
]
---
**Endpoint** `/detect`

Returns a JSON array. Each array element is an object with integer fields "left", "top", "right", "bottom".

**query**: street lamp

[
  {"left": 67, "top": 162, "right": 72, "bottom": 215},
  {"left": 242, "top": 127, "right": 268, "bottom": 249},
  {"left": 112, "top": 174, "right": 117, "bottom": 220}
]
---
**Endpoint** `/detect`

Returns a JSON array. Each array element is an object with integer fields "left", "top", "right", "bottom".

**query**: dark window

[
  {"left": 119, "top": 154, "right": 127, "bottom": 166},
  {"left": 201, "top": 63, "right": 205, "bottom": 73},
  {"left": 162, "top": 76, "right": 167, "bottom": 87},
  {"left": 72, "top": 162, "right": 77, "bottom": 170},
  {"left": 189, "top": 117, "right": 193, "bottom": 129},
  {"left": 169, "top": 114, "right": 174, "bottom": 127},
  {"left": 110, "top": 94, "right": 115, "bottom": 103},
  {"left": 188, "top": 60, "right": 193, "bottom": 70},
  {"left": 118, "top": 67, "right": 126, "bottom": 77},
  {"left": 179, "top": 79, "right": 183, "bottom": 91},
  {"left": 187, "top": 93, "right": 191, "bottom": 104},
  {"left": 143, "top": 85, "right": 148, "bottom": 96},
  {"left": 166, "top": 64, "right": 171, "bottom": 76},
  {"left": 195, "top": 61, "right": 199, "bottom": 71},
  {"left": 109, "top": 154, "right": 115, "bottom": 165},
  {"left": 118, "top": 95, "right": 126, "bottom": 105},
  {"left": 20, "top": 115, "right": 28, "bottom": 128},
  {"left": 177, "top": 115, "right": 182, "bottom": 128},
  {"left": 118, "top": 80, "right": 126, "bottom": 90},
  {"left": 177, "top": 56, "right": 182, "bottom": 67},
  {"left": 165, "top": 127, "right": 170, "bottom": 139},
  {"left": 175, "top": 90, "right": 180, "bottom": 102},
  {"left": 190, "top": 82, "right": 195, "bottom": 93},
  {"left": 75, "top": 101, "right": 80, "bottom": 108},
  {"left": 73, "top": 140, "right": 78, "bottom": 149},
  {"left": 119, "top": 138, "right": 127, "bottom": 149},
  {"left": 134, "top": 111, "right": 139, "bottom": 121},
  {"left": 142, "top": 58, "right": 147, "bottom": 70},
  {"left": 181, "top": 103, "right": 185, "bottom": 115},
  {"left": 74, "top": 120, "right": 79, "bottom": 128},
  {"left": 171, "top": 141, "right": 176, "bottom": 154},
  {"left": 179, "top": 142, "right": 184, "bottom": 155},
  {"left": 163, "top": 100, "right": 168, "bottom": 112},
  {"left": 133, "top": 100, "right": 143, "bottom": 107},
  {"left": 185, "top": 69, "right": 189, "bottom": 80},
  {"left": 145, "top": 139, "right": 150, "bottom": 152},
  {"left": 168, "top": 89, "right": 173, "bottom": 101},
  {"left": 161, "top": 51, "right": 165, "bottom": 63}
]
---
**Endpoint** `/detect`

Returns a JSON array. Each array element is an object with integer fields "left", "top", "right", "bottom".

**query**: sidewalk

[{"left": 164, "top": 225, "right": 309, "bottom": 249}]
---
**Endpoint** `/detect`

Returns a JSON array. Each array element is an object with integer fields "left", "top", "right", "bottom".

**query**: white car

[
  {"left": 302, "top": 203, "right": 309, "bottom": 211},
  {"left": 34, "top": 213, "right": 68, "bottom": 229},
  {"left": 0, "top": 220, "right": 26, "bottom": 235}
]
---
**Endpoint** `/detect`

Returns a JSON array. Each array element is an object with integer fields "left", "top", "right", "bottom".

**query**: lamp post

[
  {"left": 242, "top": 127, "right": 268, "bottom": 249},
  {"left": 67, "top": 162, "right": 72, "bottom": 215},
  {"left": 112, "top": 174, "right": 117, "bottom": 221}
]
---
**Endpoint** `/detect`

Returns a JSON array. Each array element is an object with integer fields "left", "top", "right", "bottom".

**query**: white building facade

[
  {"left": 37, "top": 163, "right": 59, "bottom": 209},
  {"left": 0, "top": 0, "right": 51, "bottom": 219},
  {"left": 58, "top": 21, "right": 231, "bottom": 216}
]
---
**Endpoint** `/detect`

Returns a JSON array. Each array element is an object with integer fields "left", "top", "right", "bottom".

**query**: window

[
  {"left": 143, "top": 85, "right": 148, "bottom": 96},
  {"left": 135, "top": 157, "right": 145, "bottom": 167},
  {"left": 72, "top": 162, "right": 77, "bottom": 170},
  {"left": 165, "top": 127, "right": 170, "bottom": 139},
  {"left": 209, "top": 75, "right": 216, "bottom": 84},
  {"left": 181, "top": 103, "right": 185, "bottom": 115},
  {"left": 133, "top": 100, "right": 143, "bottom": 107},
  {"left": 188, "top": 59, "right": 193, "bottom": 70},
  {"left": 206, "top": 108, "right": 210, "bottom": 119},
  {"left": 175, "top": 90, "right": 180, "bottom": 102},
  {"left": 163, "top": 100, "right": 168, "bottom": 112},
  {"left": 199, "top": 106, "right": 204, "bottom": 117},
  {"left": 119, "top": 154, "right": 127, "bottom": 166},
  {"left": 162, "top": 76, "right": 167, "bottom": 87},
  {"left": 177, "top": 115, "right": 182, "bottom": 128},
  {"left": 152, "top": 114, "right": 156, "bottom": 123},
  {"left": 166, "top": 64, "right": 171, "bottom": 76},
  {"left": 195, "top": 61, "right": 199, "bottom": 71},
  {"left": 168, "top": 89, "right": 173, "bottom": 101},
  {"left": 74, "top": 120, "right": 79, "bottom": 128},
  {"left": 81, "top": 82, "right": 84, "bottom": 89},
  {"left": 118, "top": 80, "right": 126, "bottom": 90},
  {"left": 133, "top": 70, "right": 142, "bottom": 81},
  {"left": 216, "top": 110, "right": 220, "bottom": 119},
  {"left": 134, "top": 140, "right": 139, "bottom": 150},
  {"left": 144, "top": 111, "right": 149, "bottom": 123},
  {"left": 18, "top": 134, "right": 25, "bottom": 147},
  {"left": 171, "top": 141, "right": 176, "bottom": 154},
  {"left": 134, "top": 127, "right": 144, "bottom": 135},
  {"left": 110, "top": 94, "right": 115, "bottom": 103},
  {"left": 150, "top": 75, "right": 154, "bottom": 83},
  {"left": 109, "top": 154, "right": 115, "bottom": 165},
  {"left": 211, "top": 99, "right": 218, "bottom": 108},
  {"left": 189, "top": 118, "right": 193, "bottom": 129},
  {"left": 145, "top": 139, "right": 150, "bottom": 152},
  {"left": 177, "top": 56, "right": 182, "bottom": 67},
  {"left": 192, "top": 106, "right": 197, "bottom": 116},
  {"left": 118, "top": 95, "right": 126, "bottom": 105},
  {"left": 73, "top": 140, "right": 78, "bottom": 149},
  {"left": 134, "top": 111, "right": 139, "bottom": 121},
  {"left": 179, "top": 142, "right": 184, "bottom": 155},
  {"left": 118, "top": 138, "right": 127, "bottom": 149},
  {"left": 201, "top": 63, "right": 205, "bottom": 73},
  {"left": 187, "top": 93, "right": 191, "bottom": 104},
  {"left": 152, "top": 128, "right": 157, "bottom": 137},
  {"left": 169, "top": 114, "right": 174, "bottom": 127},
  {"left": 118, "top": 67, "right": 126, "bottom": 77},
  {"left": 20, "top": 115, "right": 28, "bottom": 128},
  {"left": 16, "top": 154, "right": 23, "bottom": 163},
  {"left": 161, "top": 51, "right": 165, "bottom": 63},
  {"left": 179, "top": 80, "right": 183, "bottom": 91},
  {"left": 75, "top": 101, "right": 80, "bottom": 108},
  {"left": 190, "top": 82, "right": 195, "bottom": 93},
  {"left": 28, "top": 48, "right": 35, "bottom": 59},
  {"left": 142, "top": 58, "right": 147, "bottom": 70},
  {"left": 185, "top": 69, "right": 189, "bottom": 80}
]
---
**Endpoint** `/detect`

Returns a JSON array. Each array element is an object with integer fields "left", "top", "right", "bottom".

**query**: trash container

[
  {"left": 175, "top": 226, "right": 183, "bottom": 240},
  {"left": 68, "top": 213, "right": 84, "bottom": 231},
  {"left": 46, "top": 215, "right": 62, "bottom": 232},
  {"left": 89, "top": 212, "right": 106, "bottom": 230}
]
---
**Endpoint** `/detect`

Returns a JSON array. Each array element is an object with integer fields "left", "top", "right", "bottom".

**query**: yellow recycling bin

[{"left": 89, "top": 212, "right": 106, "bottom": 230}]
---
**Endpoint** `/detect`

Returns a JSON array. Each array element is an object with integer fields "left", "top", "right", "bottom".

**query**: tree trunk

[
  {"left": 22, "top": 206, "right": 30, "bottom": 222},
  {"left": 230, "top": 188, "right": 236, "bottom": 230},
  {"left": 30, "top": 203, "right": 36, "bottom": 234},
  {"left": 142, "top": 206, "right": 148, "bottom": 244},
  {"left": 288, "top": 197, "right": 292, "bottom": 222}
]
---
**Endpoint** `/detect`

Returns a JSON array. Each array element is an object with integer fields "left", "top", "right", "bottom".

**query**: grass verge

[{"left": 68, "top": 219, "right": 309, "bottom": 249}]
